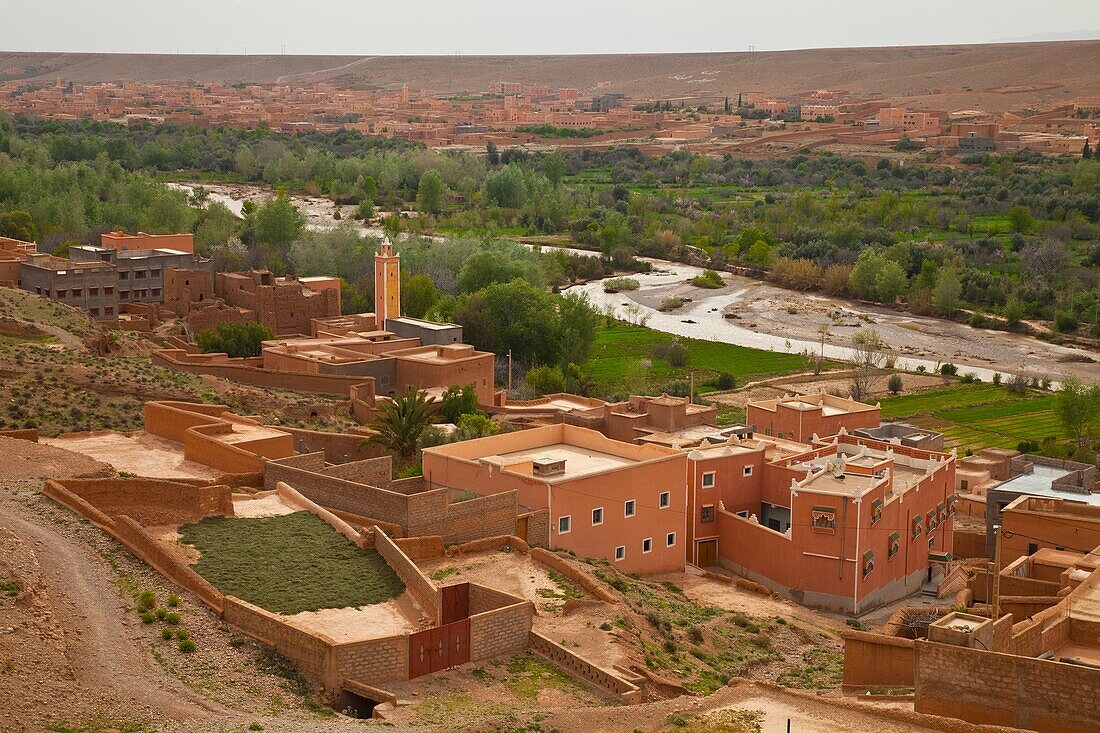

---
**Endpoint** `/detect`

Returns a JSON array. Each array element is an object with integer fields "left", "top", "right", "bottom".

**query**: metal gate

[{"left": 408, "top": 584, "right": 471, "bottom": 679}]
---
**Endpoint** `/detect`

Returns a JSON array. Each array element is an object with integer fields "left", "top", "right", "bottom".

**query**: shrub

[
  {"left": 196, "top": 321, "right": 276, "bottom": 358},
  {"left": 665, "top": 339, "right": 687, "bottom": 367},
  {"left": 137, "top": 591, "right": 156, "bottom": 611},
  {"left": 178, "top": 639, "right": 197, "bottom": 653},
  {"left": 690, "top": 270, "right": 725, "bottom": 289},
  {"left": 525, "top": 365, "right": 567, "bottom": 396},
  {"left": 887, "top": 374, "right": 903, "bottom": 394},
  {"left": 175, "top": 629, "right": 190, "bottom": 641},
  {"left": 992, "top": 372, "right": 1002, "bottom": 385},
  {"left": 939, "top": 363, "right": 958, "bottom": 376},
  {"left": 1054, "top": 310, "right": 1079, "bottom": 333},
  {"left": 166, "top": 594, "right": 181, "bottom": 608},
  {"left": 165, "top": 612, "right": 181, "bottom": 626},
  {"left": 161, "top": 628, "right": 174, "bottom": 640},
  {"left": 603, "top": 277, "right": 640, "bottom": 293},
  {"left": 249, "top": 723, "right": 264, "bottom": 732},
  {"left": 711, "top": 373, "right": 736, "bottom": 390},
  {"left": 658, "top": 297, "right": 684, "bottom": 312},
  {"left": 155, "top": 608, "right": 167, "bottom": 620},
  {"left": 688, "top": 626, "right": 704, "bottom": 644},
  {"left": 140, "top": 612, "right": 156, "bottom": 624}
]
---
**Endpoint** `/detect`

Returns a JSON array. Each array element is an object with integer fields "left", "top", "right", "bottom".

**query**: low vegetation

[{"left": 179, "top": 511, "right": 404, "bottom": 614}]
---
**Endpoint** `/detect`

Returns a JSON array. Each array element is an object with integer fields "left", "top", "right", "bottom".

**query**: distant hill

[{"left": 2, "top": 40, "right": 1098, "bottom": 113}]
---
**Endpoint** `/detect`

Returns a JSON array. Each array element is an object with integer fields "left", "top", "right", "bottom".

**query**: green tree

[
  {"left": 401, "top": 273, "right": 441, "bottom": 318},
  {"left": 874, "top": 260, "right": 907, "bottom": 304},
  {"left": 887, "top": 374, "right": 903, "bottom": 394},
  {"left": 525, "top": 365, "right": 567, "bottom": 396},
  {"left": 452, "top": 412, "right": 501, "bottom": 440},
  {"left": 451, "top": 279, "right": 563, "bottom": 365},
  {"left": 195, "top": 201, "right": 238, "bottom": 253},
  {"left": 1054, "top": 377, "right": 1100, "bottom": 448},
  {"left": 255, "top": 190, "right": 306, "bottom": 247},
  {"left": 931, "top": 266, "right": 962, "bottom": 315},
  {"left": 0, "top": 210, "right": 36, "bottom": 241},
  {"left": 481, "top": 165, "right": 527, "bottom": 208},
  {"left": 370, "top": 386, "right": 435, "bottom": 460},
  {"left": 457, "top": 250, "right": 531, "bottom": 294},
  {"left": 1006, "top": 204, "right": 1033, "bottom": 234},
  {"left": 542, "top": 152, "right": 566, "bottom": 187},
  {"left": 439, "top": 384, "right": 480, "bottom": 424},
  {"left": 557, "top": 291, "right": 599, "bottom": 368},
  {"left": 195, "top": 322, "right": 275, "bottom": 358},
  {"left": 416, "top": 169, "right": 446, "bottom": 216}
]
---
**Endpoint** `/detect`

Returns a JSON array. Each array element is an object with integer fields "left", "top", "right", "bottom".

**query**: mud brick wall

[
  {"left": 284, "top": 429, "right": 390, "bottom": 465},
  {"left": 530, "top": 548, "right": 617, "bottom": 603},
  {"left": 393, "top": 536, "right": 444, "bottom": 560},
  {"left": 333, "top": 635, "right": 409, "bottom": 685},
  {"left": 223, "top": 596, "right": 335, "bottom": 689},
  {"left": 264, "top": 454, "right": 410, "bottom": 526},
  {"left": 112, "top": 516, "right": 226, "bottom": 612},
  {"left": 152, "top": 348, "right": 365, "bottom": 396},
  {"left": 469, "top": 583, "right": 526, "bottom": 615},
  {"left": 374, "top": 530, "right": 440, "bottom": 622},
  {"left": 469, "top": 599, "right": 533, "bottom": 662},
  {"left": 321, "top": 457, "right": 392, "bottom": 485},
  {"left": 915, "top": 640, "right": 1100, "bottom": 731},
  {"left": 184, "top": 423, "right": 268, "bottom": 473},
  {"left": 529, "top": 630, "right": 638, "bottom": 701},
  {"left": 840, "top": 630, "right": 915, "bottom": 689},
  {"left": 408, "top": 490, "right": 519, "bottom": 544},
  {"left": 521, "top": 508, "right": 549, "bottom": 548},
  {"left": 48, "top": 478, "right": 231, "bottom": 521}
]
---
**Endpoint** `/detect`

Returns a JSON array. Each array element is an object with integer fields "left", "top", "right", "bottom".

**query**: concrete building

[
  {"left": 100, "top": 230, "right": 195, "bottom": 254},
  {"left": 746, "top": 393, "right": 881, "bottom": 443},
  {"left": 422, "top": 424, "right": 688, "bottom": 574},
  {"left": 998, "top": 495, "right": 1100, "bottom": 567},
  {"left": 852, "top": 423, "right": 944, "bottom": 451},
  {"left": 707, "top": 432, "right": 956, "bottom": 613},
  {"left": 69, "top": 245, "right": 202, "bottom": 306},
  {"left": 18, "top": 252, "right": 118, "bottom": 319}
]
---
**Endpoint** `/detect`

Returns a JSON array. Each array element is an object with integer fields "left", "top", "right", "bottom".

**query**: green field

[
  {"left": 586, "top": 323, "right": 812, "bottom": 396},
  {"left": 879, "top": 384, "right": 1066, "bottom": 453},
  {"left": 179, "top": 511, "right": 404, "bottom": 615}
]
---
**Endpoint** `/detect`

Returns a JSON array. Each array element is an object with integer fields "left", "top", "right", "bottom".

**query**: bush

[
  {"left": 992, "top": 372, "right": 1002, "bottom": 385},
  {"left": 658, "top": 297, "right": 684, "bottom": 312},
  {"left": 711, "top": 373, "right": 736, "bottom": 390},
  {"left": 665, "top": 339, "right": 687, "bottom": 367},
  {"left": 165, "top": 612, "right": 181, "bottom": 626},
  {"left": 140, "top": 612, "right": 156, "bottom": 624},
  {"left": 249, "top": 723, "right": 264, "bottom": 732},
  {"left": 690, "top": 270, "right": 725, "bottom": 289},
  {"left": 525, "top": 365, "right": 567, "bottom": 396},
  {"left": 1054, "top": 310, "right": 1079, "bottom": 333},
  {"left": 939, "top": 363, "right": 958, "bottom": 376},
  {"left": 137, "top": 590, "right": 156, "bottom": 611},
  {"left": 175, "top": 629, "right": 190, "bottom": 641},
  {"left": 196, "top": 321, "right": 276, "bottom": 358},
  {"left": 603, "top": 277, "right": 640, "bottom": 293},
  {"left": 155, "top": 608, "right": 167, "bottom": 620},
  {"left": 178, "top": 639, "right": 197, "bottom": 653},
  {"left": 166, "top": 594, "right": 181, "bottom": 608},
  {"left": 161, "top": 628, "right": 174, "bottom": 640},
  {"left": 887, "top": 374, "right": 903, "bottom": 394}
]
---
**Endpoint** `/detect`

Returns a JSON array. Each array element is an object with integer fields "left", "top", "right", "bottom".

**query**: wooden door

[
  {"left": 441, "top": 583, "right": 470, "bottom": 625},
  {"left": 697, "top": 539, "right": 718, "bottom": 568},
  {"left": 409, "top": 628, "right": 432, "bottom": 679},
  {"left": 515, "top": 515, "right": 528, "bottom": 541}
]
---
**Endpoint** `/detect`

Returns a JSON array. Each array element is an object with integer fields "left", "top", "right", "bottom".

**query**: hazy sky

[{"left": 4, "top": 1, "right": 1100, "bottom": 56}]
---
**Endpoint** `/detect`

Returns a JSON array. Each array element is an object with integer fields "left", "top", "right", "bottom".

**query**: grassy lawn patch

[
  {"left": 505, "top": 655, "right": 589, "bottom": 699},
  {"left": 586, "top": 323, "right": 812, "bottom": 396},
  {"left": 179, "top": 512, "right": 404, "bottom": 614}
]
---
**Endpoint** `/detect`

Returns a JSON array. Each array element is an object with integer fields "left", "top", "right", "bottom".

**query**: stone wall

[
  {"left": 915, "top": 640, "right": 1100, "bottom": 731},
  {"left": 223, "top": 596, "right": 335, "bottom": 689},
  {"left": 283, "top": 427, "right": 388, "bottom": 464},
  {"left": 468, "top": 597, "right": 533, "bottom": 662},
  {"left": 530, "top": 548, "right": 617, "bottom": 603},
  {"left": 333, "top": 635, "right": 409, "bottom": 685}
]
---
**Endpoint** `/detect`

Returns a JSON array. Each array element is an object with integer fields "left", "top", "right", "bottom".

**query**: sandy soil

[
  {"left": 0, "top": 435, "right": 113, "bottom": 481},
  {"left": 43, "top": 432, "right": 221, "bottom": 480},
  {"left": 231, "top": 493, "right": 297, "bottom": 518},
  {"left": 284, "top": 592, "right": 426, "bottom": 642}
]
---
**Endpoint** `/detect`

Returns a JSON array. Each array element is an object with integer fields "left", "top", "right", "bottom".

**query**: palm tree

[{"left": 368, "top": 387, "right": 434, "bottom": 460}]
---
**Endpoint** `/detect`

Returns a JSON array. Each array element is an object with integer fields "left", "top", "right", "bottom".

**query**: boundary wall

[
  {"left": 530, "top": 547, "right": 618, "bottom": 603},
  {"left": 145, "top": 401, "right": 294, "bottom": 473},
  {"left": 152, "top": 348, "right": 365, "bottom": 395},
  {"left": 529, "top": 630, "right": 641, "bottom": 702}
]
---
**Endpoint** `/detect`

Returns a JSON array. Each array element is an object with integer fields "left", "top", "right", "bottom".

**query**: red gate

[{"left": 408, "top": 583, "right": 471, "bottom": 679}]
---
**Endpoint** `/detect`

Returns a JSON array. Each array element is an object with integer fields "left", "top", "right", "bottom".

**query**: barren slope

[{"left": 3, "top": 40, "right": 1099, "bottom": 112}]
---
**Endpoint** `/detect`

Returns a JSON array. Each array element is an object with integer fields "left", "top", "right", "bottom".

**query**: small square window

[
  {"left": 558, "top": 516, "right": 571, "bottom": 534},
  {"left": 591, "top": 507, "right": 604, "bottom": 526},
  {"left": 928, "top": 536, "right": 935, "bottom": 550},
  {"left": 666, "top": 532, "right": 676, "bottom": 547},
  {"left": 659, "top": 491, "right": 670, "bottom": 509},
  {"left": 614, "top": 546, "right": 625, "bottom": 562},
  {"left": 56, "top": 290, "right": 67, "bottom": 298},
  {"left": 72, "top": 288, "right": 81, "bottom": 297},
  {"left": 701, "top": 505, "right": 715, "bottom": 523},
  {"left": 862, "top": 551, "right": 874, "bottom": 578},
  {"left": 642, "top": 538, "right": 653, "bottom": 554},
  {"left": 624, "top": 500, "right": 636, "bottom": 518},
  {"left": 701, "top": 472, "right": 715, "bottom": 488},
  {"left": 888, "top": 533, "right": 900, "bottom": 559},
  {"left": 743, "top": 465, "right": 753, "bottom": 477}
]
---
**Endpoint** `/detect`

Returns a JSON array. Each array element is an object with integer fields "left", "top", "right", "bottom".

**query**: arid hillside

[{"left": 3, "top": 40, "right": 1099, "bottom": 112}]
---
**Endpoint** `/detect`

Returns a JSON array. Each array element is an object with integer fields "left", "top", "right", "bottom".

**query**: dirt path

[{"left": 0, "top": 490, "right": 224, "bottom": 728}]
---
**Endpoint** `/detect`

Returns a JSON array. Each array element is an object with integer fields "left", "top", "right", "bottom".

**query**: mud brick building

[{"left": 746, "top": 393, "right": 881, "bottom": 443}]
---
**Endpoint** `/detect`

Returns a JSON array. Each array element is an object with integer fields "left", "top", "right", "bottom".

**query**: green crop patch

[{"left": 179, "top": 512, "right": 404, "bottom": 615}]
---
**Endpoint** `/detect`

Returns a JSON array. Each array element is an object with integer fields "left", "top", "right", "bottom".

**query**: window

[
  {"left": 624, "top": 500, "right": 636, "bottom": 518},
  {"left": 912, "top": 515, "right": 923, "bottom": 539},
  {"left": 105, "top": 286, "right": 114, "bottom": 295},
  {"left": 150, "top": 269, "right": 161, "bottom": 277},
  {"left": 118, "top": 271, "right": 128, "bottom": 280},
  {"left": 151, "top": 288, "right": 161, "bottom": 298},
  {"left": 743, "top": 465, "right": 753, "bottom": 477},
  {"left": 614, "top": 546, "right": 625, "bottom": 562},
  {"left": 1028, "top": 543, "right": 1038, "bottom": 555},
  {"left": 938, "top": 503, "right": 947, "bottom": 524},
  {"left": 89, "top": 287, "right": 98, "bottom": 296},
  {"left": 927, "top": 509, "right": 938, "bottom": 532},
  {"left": 104, "top": 306, "right": 114, "bottom": 316},
  {"left": 119, "top": 291, "right": 129, "bottom": 300},
  {"left": 72, "top": 288, "right": 82, "bottom": 297},
  {"left": 591, "top": 507, "right": 604, "bottom": 526},
  {"left": 960, "top": 479, "right": 969, "bottom": 491},
  {"left": 666, "top": 532, "right": 676, "bottom": 547},
  {"left": 928, "top": 536, "right": 936, "bottom": 550},
  {"left": 871, "top": 499, "right": 883, "bottom": 525},
  {"left": 701, "top": 505, "right": 715, "bottom": 523},
  {"left": 811, "top": 505, "right": 836, "bottom": 534},
  {"left": 56, "top": 289, "right": 67, "bottom": 299},
  {"left": 558, "top": 516, "right": 571, "bottom": 534},
  {"left": 642, "top": 538, "right": 653, "bottom": 554},
  {"left": 888, "top": 533, "right": 900, "bottom": 559},
  {"left": 764, "top": 428, "right": 772, "bottom": 436},
  {"left": 948, "top": 495, "right": 958, "bottom": 516},
  {"left": 751, "top": 424, "right": 758, "bottom": 433},
  {"left": 659, "top": 491, "right": 670, "bottom": 509},
  {"left": 89, "top": 308, "right": 99, "bottom": 317},
  {"left": 862, "top": 551, "right": 874, "bottom": 578},
  {"left": 135, "top": 270, "right": 146, "bottom": 279},
  {"left": 701, "top": 472, "right": 715, "bottom": 488}
]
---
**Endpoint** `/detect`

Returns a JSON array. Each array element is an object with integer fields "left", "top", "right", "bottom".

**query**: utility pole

[
  {"left": 690, "top": 370, "right": 694, "bottom": 402},
  {"left": 507, "top": 349, "right": 513, "bottom": 393},
  {"left": 992, "top": 525, "right": 1002, "bottom": 620}
]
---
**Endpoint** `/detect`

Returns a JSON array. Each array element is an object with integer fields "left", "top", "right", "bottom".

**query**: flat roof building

[{"left": 747, "top": 393, "right": 881, "bottom": 443}]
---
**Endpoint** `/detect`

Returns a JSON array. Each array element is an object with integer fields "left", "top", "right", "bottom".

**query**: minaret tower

[{"left": 374, "top": 239, "right": 401, "bottom": 325}]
